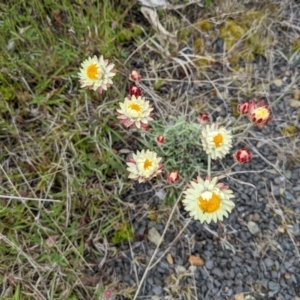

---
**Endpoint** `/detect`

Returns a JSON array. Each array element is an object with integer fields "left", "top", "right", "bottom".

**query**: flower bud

[
  {"left": 129, "top": 85, "right": 142, "bottom": 97},
  {"left": 248, "top": 100, "right": 271, "bottom": 127},
  {"left": 141, "top": 123, "right": 150, "bottom": 131},
  {"left": 156, "top": 135, "right": 165, "bottom": 147},
  {"left": 233, "top": 148, "right": 252, "bottom": 164},
  {"left": 129, "top": 70, "right": 141, "bottom": 81},
  {"left": 237, "top": 102, "right": 250, "bottom": 115},
  {"left": 167, "top": 171, "right": 180, "bottom": 183},
  {"left": 197, "top": 114, "right": 209, "bottom": 124}
]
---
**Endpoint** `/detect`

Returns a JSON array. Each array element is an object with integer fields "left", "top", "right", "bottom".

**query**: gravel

[{"left": 102, "top": 2, "right": 300, "bottom": 299}]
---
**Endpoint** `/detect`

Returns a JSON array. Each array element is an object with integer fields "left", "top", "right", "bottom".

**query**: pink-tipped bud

[
  {"left": 141, "top": 123, "right": 150, "bottom": 131},
  {"left": 103, "top": 289, "right": 114, "bottom": 300},
  {"left": 167, "top": 171, "right": 180, "bottom": 183},
  {"left": 237, "top": 102, "right": 250, "bottom": 115},
  {"left": 233, "top": 148, "right": 252, "bottom": 164},
  {"left": 129, "top": 85, "right": 142, "bottom": 97},
  {"left": 156, "top": 135, "right": 165, "bottom": 147},
  {"left": 197, "top": 114, "right": 209, "bottom": 124},
  {"left": 248, "top": 100, "right": 271, "bottom": 127},
  {"left": 129, "top": 70, "right": 141, "bottom": 81}
]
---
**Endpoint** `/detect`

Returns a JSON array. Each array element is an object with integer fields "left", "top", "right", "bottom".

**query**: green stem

[
  {"left": 231, "top": 123, "right": 250, "bottom": 132},
  {"left": 207, "top": 155, "right": 211, "bottom": 177}
]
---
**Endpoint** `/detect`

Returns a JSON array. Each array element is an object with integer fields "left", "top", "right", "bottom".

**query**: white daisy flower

[
  {"left": 117, "top": 95, "right": 153, "bottom": 129},
  {"left": 78, "top": 55, "right": 116, "bottom": 93},
  {"left": 126, "top": 149, "right": 163, "bottom": 183},
  {"left": 182, "top": 176, "right": 235, "bottom": 224},
  {"left": 200, "top": 123, "right": 233, "bottom": 160}
]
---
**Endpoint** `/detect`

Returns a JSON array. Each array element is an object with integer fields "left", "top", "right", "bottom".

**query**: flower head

[
  {"left": 156, "top": 135, "right": 165, "bottom": 147},
  {"left": 117, "top": 95, "right": 154, "bottom": 129},
  {"left": 200, "top": 123, "right": 233, "bottom": 160},
  {"left": 78, "top": 55, "right": 116, "bottom": 94},
  {"left": 126, "top": 149, "right": 163, "bottom": 183},
  {"left": 237, "top": 102, "right": 250, "bottom": 115},
  {"left": 183, "top": 176, "right": 235, "bottom": 223},
  {"left": 197, "top": 114, "right": 209, "bottom": 124},
  {"left": 129, "top": 70, "right": 141, "bottom": 81},
  {"left": 248, "top": 100, "right": 271, "bottom": 127},
  {"left": 129, "top": 85, "right": 142, "bottom": 97},
  {"left": 167, "top": 171, "right": 180, "bottom": 184},
  {"left": 233, "top": 148, "right": 252, "bottom": 164}
]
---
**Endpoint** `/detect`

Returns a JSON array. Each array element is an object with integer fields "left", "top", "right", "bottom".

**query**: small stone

[
  {"left": 245, "top": 296, "right": 256, "bottom": 300},
  {"left": 152, "top": 286, "right": 163, "bottom": 296},
  {"left": 289, "top": 99, "right": 300, "bottom": 108},
  {"left": 264, "top": 257, "right": 274, "bottom": 268},
  {"left": 147, "top": 227, "right": 162, "bottom": 247},
  {"left": 212, "top": 267, "right": 224, "bottom": 278},
  {"left": 188, "top": 255, "right": 204, "bottom": 266},
  {"left": 274, "top": 79, "right": 283, "bottom": 87},
  {"left": 151, "top": 297, "right": 160, "bottom": 300},
  {"left": 284, "top": 272, "right": 291, "bottom": 279},
  {"left": 293, "top": 89, "right": 300, "bottom": 100},
  {"left": 284, "top": 191, "right": 294, "bottom": 201},
  {"left": 284, "top": 170, "right": 292, "bottom": 179},
  {"left": 268, "top": 281, "right": 280, "bottom": 292},
  {"left": 175, "top": 265, "right": 186, "bottom": 274},
  {"left": 252, "top": 213, "right": 260, "bottom": 221},
  {"left": 234, "top": 293, "right": 244, "bottom": 300},
  {"left": 189, "top": 265, "right": 197, "bottom": 273},
  {"left": 277, "top": 227, "right": 285, "bottom": 233},
  {"left": 247, "top": 221, "right": 260, "bottom": 235},
  {"left": 205, "top": 259, "right": 214, "bottom": 270},
  {"left": 166, "top": 253, "right": 173, "bottom": 265}
]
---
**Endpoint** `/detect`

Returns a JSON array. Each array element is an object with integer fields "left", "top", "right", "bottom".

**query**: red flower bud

[
  {"left": 156, "top": 135, "right": 165, "bottom": 146},
  {"left": 233, "top": 148, "right": 252, "bottom": 164},
  {"left": 237, "top": 102, "right": 250, "bottom": 115},
  {"left": 197, "top": 114, "right": 209, "bottom": 124},
  {"left": 167, "top": 171, "right": 180, "bottom": 183},
  {"left": 129, "top": 85, "right": 142, "bottom": 97},
  {"left": 129, "top": 70, "right": 141, "bottom": 81}
]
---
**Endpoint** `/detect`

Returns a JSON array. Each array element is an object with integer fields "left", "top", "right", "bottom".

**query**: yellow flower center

[
  {"left": 87, "top": 64, "right": 99, "bottom": 80},
  {"left": 213, "top": 133, "right": 223, "bottom": 147},
  {"left": 143, "top": 158, "right": 153, "bottom": 170},
  {"left": 253, "top": 107, "right": 269, "bottom": 119},
  {"left": 198, "top": 192, "right": 221, "bottom": 213},
  {"left": 129, "top": 103, "right": 142, "bottom": 112}
]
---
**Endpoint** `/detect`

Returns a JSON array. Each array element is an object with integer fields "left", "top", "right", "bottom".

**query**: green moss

[
  {"left": 111, "top": 222, "right": 134, "bottom": 244},
  {"left": 281, "top": 123, "right": 299, "bottom": 138},
  {"left": 231, "top": 98, "right": 240, "bottom": 117},
  {"left": 177, "top": 28, "right": 189, "bottom": 43},
  {"left": 193, "top": 38, "right": 205, "bottom": 54},
  {"left": 197, "top": 20, "right": 211, "bottom": 31},
  {"left": 292, "top": 38, "right": 300, "bottom": 53}
]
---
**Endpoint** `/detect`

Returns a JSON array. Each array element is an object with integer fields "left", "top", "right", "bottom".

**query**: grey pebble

[
  {"left": 268, "top": 281, "right": 281, "bottom": 292},
  {"left": 247, "top": 221, "right": 260, "bottom": 235},
  {"left": 212, "top": 267, "right": 224, "bottom": 278},
  {"left": 147, "top": 277, "right": 154, "bottom": 285},
  {"left": 264, "top": 257, "right": 274, "bottom": 268},
  {"left": 284, "top": 191, "right": 294, "bottom": 200},
  {"left": 205, "top": 259, "right": 214, "bottom": 269},
  {"left": 152, "top": 286, "right": 163, "bottom": 296}
]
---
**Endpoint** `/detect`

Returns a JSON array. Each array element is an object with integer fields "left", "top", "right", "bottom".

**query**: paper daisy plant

[
  {"left": 201, "top": 123, "right": 233, "bottom": 160},
  {"left": 117, "top": 95, "right": 153, "bottom": 129},
  {"left": 182, "top": 176, "right": 235, "bottom": 224},
  {"left": 126, "top": 149, "right": 163, "bottom": 183},
  {"left": 78, "top": 55, "right": 116, "bottom": 93}
]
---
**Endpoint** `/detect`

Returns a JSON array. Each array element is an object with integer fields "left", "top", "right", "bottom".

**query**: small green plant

[
  {"left": 141, "top": 116, "right": 207, "bottom": 180},
  {"left": 111, "top": 222, "right": 134, "bottom": 244}
]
